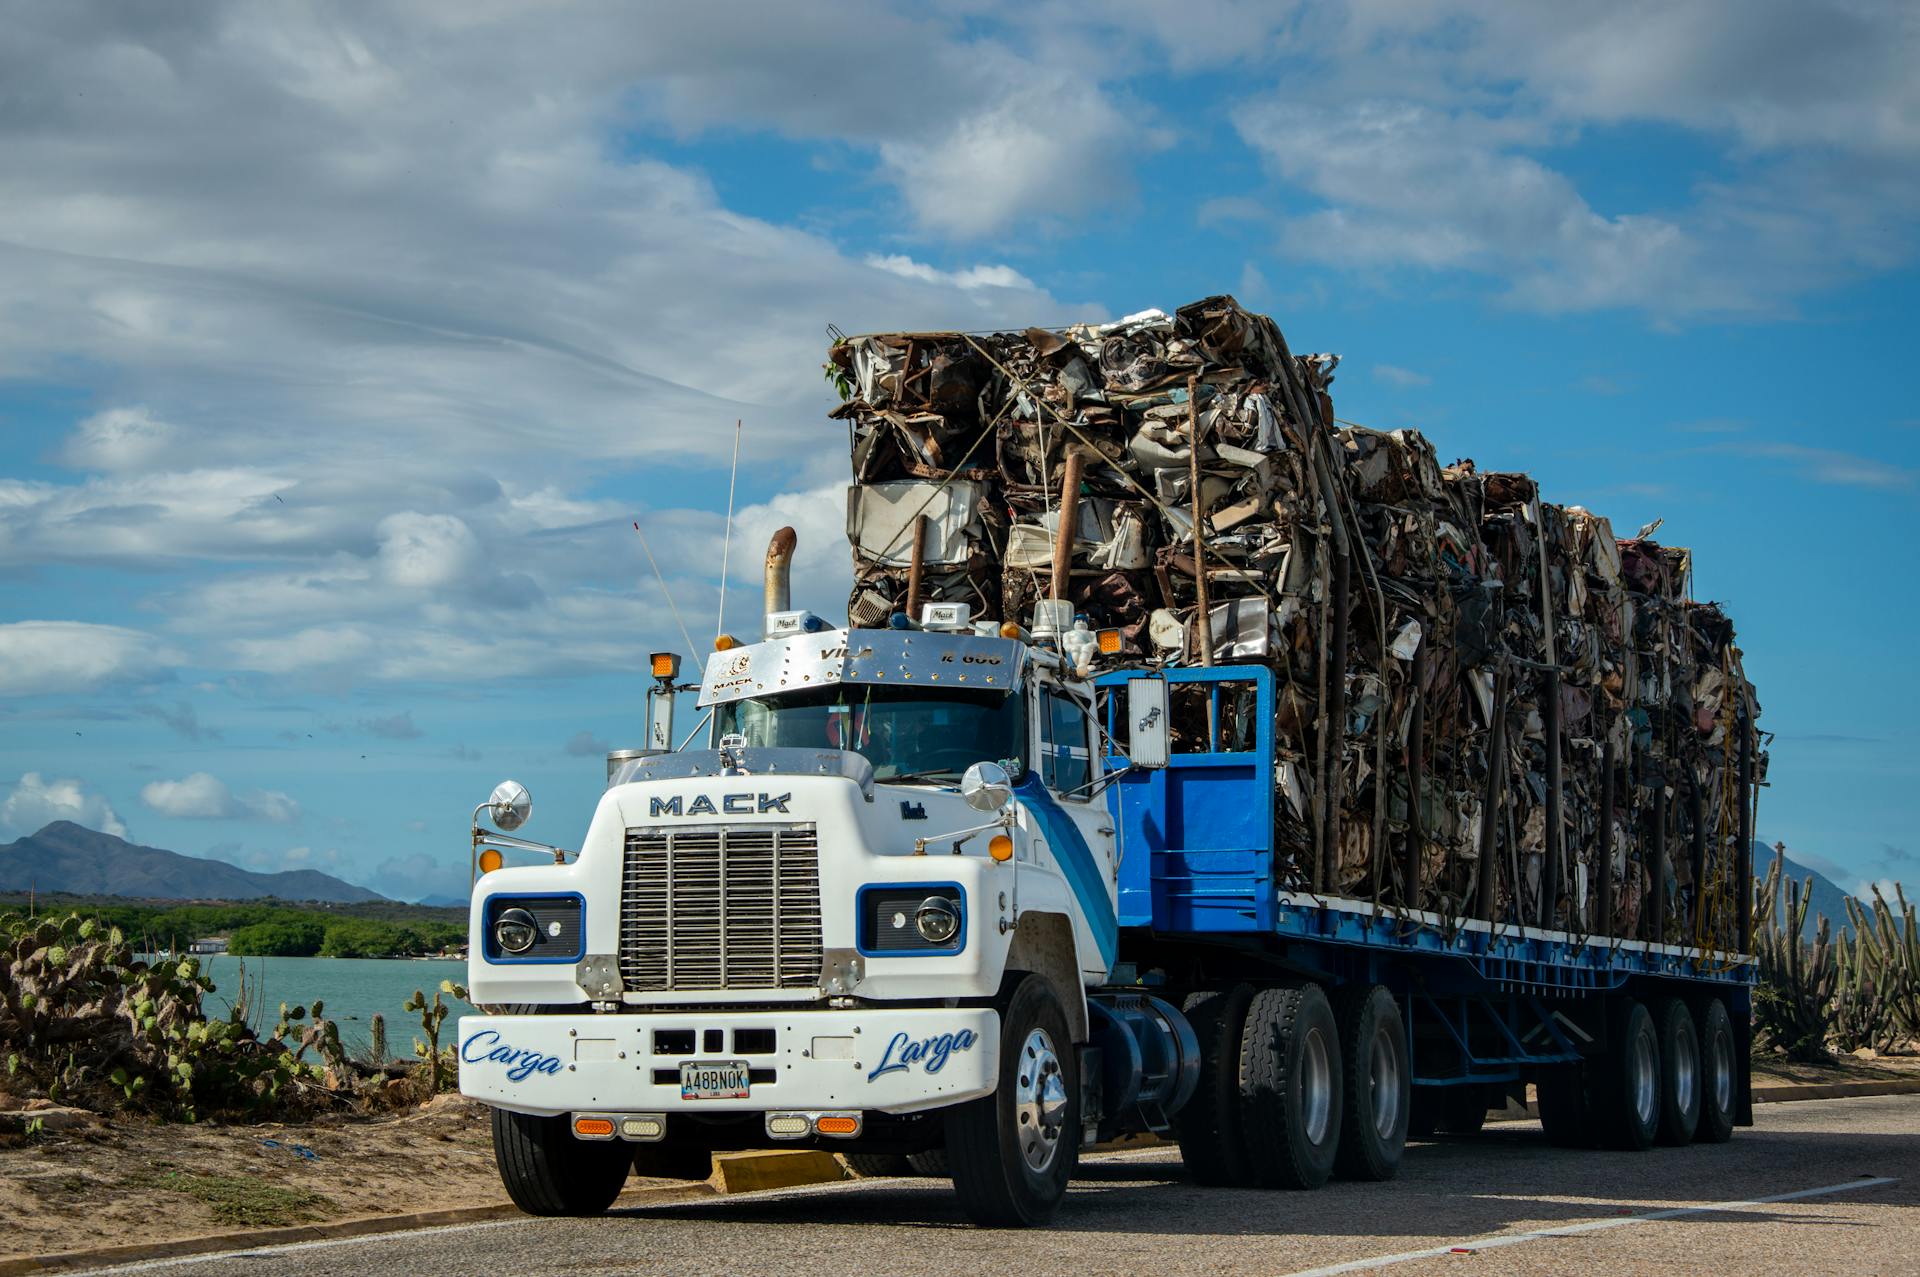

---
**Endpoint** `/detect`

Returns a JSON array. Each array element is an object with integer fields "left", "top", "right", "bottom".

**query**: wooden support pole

[
  {"left": 1689, "top": 770, "right": 1708, "bottom": 940},
  {"left": 1050, "top": 449, "right": 1086, "bottom": 602},
  {"left": 1475, "top": 665, "right": 1510, "bottom": 922},
  {"left": 1187, "top": 375, "right": 1214, "bottom": 668},
  {"left": 1323, "top": 549, "right": 1351, "bottom": 895},
  {"left": 1652, "top": 778, "right": 1668, "bottom": 945},
  {"left": 904, "top": 515, "right": 928, "bottom": 621}
]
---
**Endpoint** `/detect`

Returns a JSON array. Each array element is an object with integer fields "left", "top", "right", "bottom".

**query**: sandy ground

[
  {"left": 0, "top": 1094, "right": 637, "bottom": 1262},
  {"left": 0, "top": 1049, "right": 1912, "bottom": 1264}
]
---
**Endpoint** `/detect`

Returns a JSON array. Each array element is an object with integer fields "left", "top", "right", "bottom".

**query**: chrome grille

[{"left": 619, "top": 824, "right": 822, "bottom": 991}]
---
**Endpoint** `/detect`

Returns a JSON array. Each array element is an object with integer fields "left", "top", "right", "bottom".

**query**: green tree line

[{"left": 0, "top": 898, "right": 467, "bottom": 958}]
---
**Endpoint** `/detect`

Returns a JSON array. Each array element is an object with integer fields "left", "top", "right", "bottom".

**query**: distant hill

[
  {"left": 0, "top": 822, "right": 387, "bottom": 904},
  {"left": 417, "top": 893, "right": 470, "bottom": 908}
]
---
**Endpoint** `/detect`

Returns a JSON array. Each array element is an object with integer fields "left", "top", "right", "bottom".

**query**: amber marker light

[
  {"left": 478, "top": 848, "right": 504, "bottom": 874},
  {"left": 573, "top": 1117, "right": 615, "bottom": 1138},
  {"left": 1096, "top": 628, "right": 1122, "bottom": 655},
  {"left": 714, "top": 634, "right": 740, "bottom": 651},
  {"left": 989, "top": 834, "right": 1014, "bottom": 862},
  {"left": 649, "top": 651, "right": 681, "bottom": 679},
  {"left": 999, "top": 621, "right": 1023, "bottom": 639},
  {"left": 815, "top": 1115, "right": 860, "bottom": 1136}
]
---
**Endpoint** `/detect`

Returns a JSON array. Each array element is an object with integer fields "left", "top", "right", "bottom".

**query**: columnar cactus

[{"left": 1752, "top": 848, "right": 1838, "bottom": 1062}]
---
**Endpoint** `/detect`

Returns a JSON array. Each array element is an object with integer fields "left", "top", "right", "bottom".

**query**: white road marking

[{"left": 1276, "top": 1176, "right": 1900, "bottom": 1277}]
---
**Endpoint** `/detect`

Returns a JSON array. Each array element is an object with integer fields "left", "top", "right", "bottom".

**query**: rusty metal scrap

[{"left": 827, "top": 295, "right": 1765, "bottom": 952}]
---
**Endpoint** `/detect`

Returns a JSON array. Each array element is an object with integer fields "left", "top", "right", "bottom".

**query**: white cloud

[
  {"left": 1, "top": 772, "right": 127, "bottom": 839},
  {"left": 140, "top": 772, "right": 301, "bottom": 822},
  {"left": 0, "top": 621, "right": 183, "bottom": 696},
  {"left": 1374, "top": 363, "right": 1431, "bottom": 388},
  {"left": 62, "top": 405, "right": 179, "bottom": 471},
  {"left": 377, "top": 513, "right": 482, "bottom": 590},
  {"left": 865, "top": 256, "right": 1036, "bottom": 291}
]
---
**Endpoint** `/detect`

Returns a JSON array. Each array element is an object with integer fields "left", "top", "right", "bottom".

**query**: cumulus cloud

[
  {"left": 1, "top": 772, "right": 127, "bottom": 839},
  {"left": 140, "top": 772, "right": 299, "bottom": 822},
  {"left": 62, "top": 405, "right": 179, "bottom": 471},
  {"left": 865, "top": 256, "right": 1036, "bottom": 291},
  {"left": 0, "top": 622, "right": 183, "bottom": 696}
]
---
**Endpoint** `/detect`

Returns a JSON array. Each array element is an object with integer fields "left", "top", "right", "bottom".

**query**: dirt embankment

[{"left": 1, "top": 1093, "right": 521, "bottom": 1262}]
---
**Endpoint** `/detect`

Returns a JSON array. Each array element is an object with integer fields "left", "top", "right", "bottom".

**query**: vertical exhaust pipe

[{"left": 764, "top": 526, "right": 796, "bottom": 636}]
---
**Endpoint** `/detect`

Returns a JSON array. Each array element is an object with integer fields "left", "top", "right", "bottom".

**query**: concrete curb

[{"left": 1753, "top": 1077, "right": 1920, "bottom": 1103}]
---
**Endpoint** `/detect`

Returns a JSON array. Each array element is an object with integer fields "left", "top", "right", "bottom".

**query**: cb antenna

[{"left": 631, "top": 519, "right": 700, "bottom": 668}]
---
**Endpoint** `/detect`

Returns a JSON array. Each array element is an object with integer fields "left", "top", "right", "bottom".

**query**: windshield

[{"left": 714, "top": 684, "right": 1024, "bottom": 782}]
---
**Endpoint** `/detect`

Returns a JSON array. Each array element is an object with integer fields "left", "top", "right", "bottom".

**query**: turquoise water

[{"left": 186, "top": 954, "right": 470, "bottom": 1061}]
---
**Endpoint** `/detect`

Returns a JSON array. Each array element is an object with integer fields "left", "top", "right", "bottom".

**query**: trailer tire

[
  {"left": 1536, "top": 1064, "right": 1595, "bottom": 1148},
  {"left": 1332, "top": 985, "right": 1408, "bottom": 1181},
  {"left": 1593, "top": 999, "right": 1661, "bottom": 1151},
  {"left": 489, "top": 1107, "right": 632, "bottom": 1216},
  {"left": 1694, "top": 997, "right": 1738, "bottom": 1145},
  {"left": 946, "top": 974, "right": 1079, "bottom": 1227},
  {"left": 1172, "top": 985, "right": 1255, "bottom": 1186},
  {"left": 1652, "top": 997, "right": 1702, "bottom": 1146},
  {"left": 1240, "top": 983, "right": 1343, "bottom": 1190}
]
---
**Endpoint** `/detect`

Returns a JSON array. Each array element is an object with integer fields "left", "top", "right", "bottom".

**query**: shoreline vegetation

[{"left": 0, "top": 895, "right": 466, "bottom": 960}]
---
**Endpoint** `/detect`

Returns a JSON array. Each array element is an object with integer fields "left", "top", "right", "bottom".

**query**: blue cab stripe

[{"left": 1014, "top": 776, "right": 1118, "bottom": 973}]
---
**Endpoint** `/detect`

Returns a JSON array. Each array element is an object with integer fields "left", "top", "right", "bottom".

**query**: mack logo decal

[
  {"left": 461, "top": 1030, "right": 563, "bottom": 1082},
  {"left": 649, "top": 792, "right": 791, "bottom": 817},
  {"left": 867, "top": 1028, "right": 979, "bottom": 1082}
]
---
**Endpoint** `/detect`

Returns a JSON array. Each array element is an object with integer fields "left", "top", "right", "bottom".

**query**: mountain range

[{"left": 0, "top": 822, "right": 387, "bottom": 903}]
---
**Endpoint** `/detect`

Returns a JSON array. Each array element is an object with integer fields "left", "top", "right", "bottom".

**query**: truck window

[
  {"left": 1042, "top": 691, "right": 1092, "bottom": 798},
  {"left": 715, "top": 684, "right": 1024, "bottom": 782}
]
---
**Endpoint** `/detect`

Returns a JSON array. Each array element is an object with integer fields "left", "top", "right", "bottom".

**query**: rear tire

[
  {"left": 907, "top": 1148, "right": 950, "bottom": 1176},
  {"left": 1239, "top": 983, "right": 1343, "bottom": 1189},
  {"left": 1592, "top": 999, "right": 1660, "bottom": 1151},
  {"left": 1694, "top": 997, "right": 1738, "bottom": 1144},
  {"left": 1332, "top": 985, "right": 1408, "bottom": 1181},
  {"left": 843, "top": 1153, "right": 914, "bottom": 1178},
  {"left": 490, "top": 1108, "right": 632, "bottom": 1216},
  {"left": 1653, "top": 997, "right": 1702, "bottom": 1146},
  {"left": 1171, "top": 984, "right": 1255, "bottom": 1186},
  {"left": 946, "top": 974, "right": 1079, "bottom": 1227}
]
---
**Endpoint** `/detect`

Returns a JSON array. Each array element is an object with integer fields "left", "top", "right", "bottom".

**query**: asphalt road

[{"left": 77, "top": 1096, "right": 1917, "bottom": 1277}]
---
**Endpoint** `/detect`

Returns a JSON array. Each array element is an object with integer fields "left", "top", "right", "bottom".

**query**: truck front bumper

[{"left": 457, "top": 1007, "right": 999, "bottom": 1118}]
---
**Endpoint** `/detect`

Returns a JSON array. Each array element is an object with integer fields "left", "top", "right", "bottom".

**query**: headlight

[
  {"left": 914, "top": 896, "right": 961, "bottom": 945},
  {"left": 493, "top": 907, "right": 539, "bottom": 954}
]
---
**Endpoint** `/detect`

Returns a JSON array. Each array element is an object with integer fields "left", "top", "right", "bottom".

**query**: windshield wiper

[{"left": 877, "top": 770, "right": 960, "bottom": 786}]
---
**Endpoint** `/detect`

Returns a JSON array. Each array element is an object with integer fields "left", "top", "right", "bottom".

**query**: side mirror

[
  {"left": 487, "top": 779, "right": 532, "bottom": 832},
  {"left": 1126, "top": 678, "right": 1169, "bottom": 769},
  {"left": 960, "top": 761, "right": 1014, "bottom": 813}
]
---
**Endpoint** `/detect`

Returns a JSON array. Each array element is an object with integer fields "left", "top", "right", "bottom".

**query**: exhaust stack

[{"left": 764, "top": 526, "right": 796, "bottom": 636}]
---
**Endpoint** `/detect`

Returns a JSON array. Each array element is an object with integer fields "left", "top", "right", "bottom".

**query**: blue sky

[{"left": 1, "top": 1, "right": 1915, "bottom": 902}]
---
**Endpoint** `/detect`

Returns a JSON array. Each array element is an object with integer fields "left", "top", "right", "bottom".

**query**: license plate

[{"left": 680, "top": 1060, "right": 751, "bottom": 1100}]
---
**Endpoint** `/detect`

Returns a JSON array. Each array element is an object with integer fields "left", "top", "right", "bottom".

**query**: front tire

[
  {"left": 946, "top": 974, "right": 1079, "bottom": 1227},
  {"left": 490, "top": 1108, "right": 632, "bottom": 1216},
  {"left": 1240, "top": 983, "right": 1343, "bottom": 1189},
  {"left": 1332, "top": 985, "right": 1408, "bottom": 1181}
]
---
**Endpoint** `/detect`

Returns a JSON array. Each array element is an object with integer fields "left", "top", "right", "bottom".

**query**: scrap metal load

[{"left": 827, "top": 296, "right": 1765, "bottom": 954}]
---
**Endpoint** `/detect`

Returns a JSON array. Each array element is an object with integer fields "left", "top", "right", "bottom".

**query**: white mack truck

[{"left": 458, "top": 530, "right": 1755, "bottom": 1228}]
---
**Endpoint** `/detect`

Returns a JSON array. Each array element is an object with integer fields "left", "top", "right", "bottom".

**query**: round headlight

[
  {"left": 494, "top": 907, "right": 539, "bottom": 954},
  {"left": 914, "top": 896, "right": 961, "bottom": 946}
]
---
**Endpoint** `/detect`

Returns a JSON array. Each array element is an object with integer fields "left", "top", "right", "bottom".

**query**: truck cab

[{"left": 458, "top": 611, "right": 1141, "bottom": 1225}]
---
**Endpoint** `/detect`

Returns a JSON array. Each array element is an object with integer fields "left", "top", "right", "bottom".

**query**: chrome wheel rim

[
  {"left": 1370, "top": 1026, "right": 1401, "bottom": 1140},
  {"left": 1674, "top": 1025, "right": 1698, "bottom": 1117},
  {"left": 1302, "top": 1026, "right": 1333, "bottom": 1145},
  {"left": 1013, "top": 1027, "right": 1068, "bottom": 1173},
  {"left": 1711, "top": 1026, "right": 1733, "bottom": 1114},
  {"left": 1630, "top": 1028, "right": 1658, "bottom": 1127}
]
